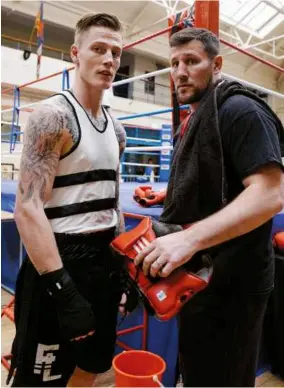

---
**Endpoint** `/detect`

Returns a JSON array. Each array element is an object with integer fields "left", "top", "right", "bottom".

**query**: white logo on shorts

[{"left": 34, "top": 344, "right": 62, "bottom": 382}]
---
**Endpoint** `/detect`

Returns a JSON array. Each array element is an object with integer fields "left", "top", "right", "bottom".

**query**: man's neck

[{"left": 72, "top": 76, "right": 104, "bottom": 118}]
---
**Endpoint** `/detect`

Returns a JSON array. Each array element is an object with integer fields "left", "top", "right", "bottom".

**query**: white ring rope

[
  {"left": 122, "top": 162, "right": 160, "bottom": 168},
  {"left": 1, "top": 68, "right": 171, "bottom": 114},
  {"left": 2, "top": 101, "right": 39, "bottom": 114},
  {"left": 1, "top": 121, "right": 24, "bottom": 127},
  {"left": 127, "top": 137, "right": 161, "bottom": 143},
  {"left": 1, "top": 145, "right": 173, "bottom": 158},
  {"left": 125, "top": 146, "right": 173, "bottom": 152},
  {"left": 2, "top": 67, "right": 283, "bottom": 115},
  {"left": 224, "top": 74, "right": 284, "bottom": 99},
  {"left": 121, "top": 174, "right": 159, "bottom": 178},
  {"left": 112, "top": 67, "right": 170, "bottom": 87}
]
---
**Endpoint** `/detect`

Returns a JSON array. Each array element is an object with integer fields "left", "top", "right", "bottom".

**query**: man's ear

[
  {"left": 70, "top": 44, "right": 79, "bottom": 65},
  {"left": 212, "top": 55, "right": 222, "bottom": 74}
]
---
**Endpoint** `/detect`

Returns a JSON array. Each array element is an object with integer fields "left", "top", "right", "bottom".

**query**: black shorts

[{"left": 11, "top": 229, "right": 123, "bottom": 387}]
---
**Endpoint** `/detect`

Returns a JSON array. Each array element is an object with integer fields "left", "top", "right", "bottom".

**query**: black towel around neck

[{"left": 160, "top": 79, "right": 284, "bottom": 225}]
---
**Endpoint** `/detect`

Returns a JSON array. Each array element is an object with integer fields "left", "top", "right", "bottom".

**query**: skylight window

[
  {"left": 220, "top": 0, "right": 284, "bottom": 38},
  {"left": 260, "top": 12, "right": 283, "bottom": 36}
]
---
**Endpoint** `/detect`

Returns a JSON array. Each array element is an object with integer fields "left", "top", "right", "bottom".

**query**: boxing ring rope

[
  {"left": 127, "top": 137, "right": 161, "bottom": 143},
  {"left": 1, "top": 64, "right": 283, "bottom": 159},
  {"left": 125, "top": 146, "right": 173, "bottom": 152},
  {"left": 1, "top": 67, "right": 176, "bottom": 114},
  {"left": 1, "top": 69, "right": 69, "bottom": 95},
  {"left": 1, "top": 146, "right": 173, "bottom": 159},
  {"left": 123, "top": 162, "right": 160, "bottom": 168},
  {"left": 2, "top": 66, "right": 283, "bottom": 114},
  {"left": 1, "top": 121, "right": 24, "bottom": 127},
  {"left": 2, "top": 68, "right": 283, "bottom": 153},
  {"left": 2, "top": 66, "right": 283, "bottom": 119},
  {"left": 1, "top": 145, "right": 174, "bottom": 157}
]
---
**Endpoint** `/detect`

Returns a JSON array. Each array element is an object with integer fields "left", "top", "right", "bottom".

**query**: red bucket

[{"left": 112, "top": 350, "right": 166, "bottom": 387}]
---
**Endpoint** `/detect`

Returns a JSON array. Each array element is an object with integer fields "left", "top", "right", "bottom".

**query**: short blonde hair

[{"left": 75, "top": 12, "right": 122, "bottom": 44}]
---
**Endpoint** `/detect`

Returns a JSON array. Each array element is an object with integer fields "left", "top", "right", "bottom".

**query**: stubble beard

[{"left": 177, "top": 75, "right": 213, "bottom": 105}]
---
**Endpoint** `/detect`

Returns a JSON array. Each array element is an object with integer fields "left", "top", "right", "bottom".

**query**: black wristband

[
  {"left": 40, "top": 267, "right": 95, "bottom": 341},
  {"left": 40, "top": 267, "right": 74, "bottom": 299}
]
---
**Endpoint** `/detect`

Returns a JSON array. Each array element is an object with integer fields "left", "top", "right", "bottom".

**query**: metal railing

[{"left": 1, "top": 34, "right": 71, "bottom": 62}]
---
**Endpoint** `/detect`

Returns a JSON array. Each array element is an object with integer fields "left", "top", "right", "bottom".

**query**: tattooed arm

[
  {"left": 111, "top": 113, "right": 126, "bottom": 235},
  {"left": 14, "top": 103, "right": 71, "bottom": 274}
]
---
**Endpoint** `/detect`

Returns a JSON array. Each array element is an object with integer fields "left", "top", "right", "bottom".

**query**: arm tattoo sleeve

[
  {"left": 19, "top": 103, "right": 67, "bottom": 208},
  {"left": 112, "top": 117, "right": 126, "bottom": 158},
  {"left": 111, "top": 116, "right": 126, "bottom": 234}
]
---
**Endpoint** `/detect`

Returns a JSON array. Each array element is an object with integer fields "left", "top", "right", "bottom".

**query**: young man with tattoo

[{"left": 10, "top": 13, "right": 126, "bottom": 387}]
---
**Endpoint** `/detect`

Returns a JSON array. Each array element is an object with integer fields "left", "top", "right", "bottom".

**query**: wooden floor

[{"left": 1, "top": 289, "right": 284, "bottom": 387}]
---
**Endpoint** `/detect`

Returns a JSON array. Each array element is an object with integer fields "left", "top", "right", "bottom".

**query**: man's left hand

[
  {"left": 118, "top": 293, "right": 128, "bottom": 315},
  {"left": 134, "top": 230, "right": 198, "bottom": 277}
]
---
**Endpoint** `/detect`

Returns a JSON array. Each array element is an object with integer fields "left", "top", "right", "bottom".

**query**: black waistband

[{"left": 54, "top": 227, "right": 116, "bottom": 245}]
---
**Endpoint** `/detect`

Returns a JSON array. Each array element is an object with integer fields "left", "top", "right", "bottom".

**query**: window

[
  {"left": 1, "top": 123, "right": 12, "bottom": 144},
  {"left": 144, "top": 71, "right": 155, "bottom": 95},
  {"left": 220, "top": 0, "right": 283, "bottom": 38},
  {"left": 1, "top": 123, "right": 21, "bottom": 144},
  {"left": 113, "top": 66, "right": 130, "bottom": 99},
  {"left": 1, "top": 163, "right": 15, "bottom": 180}
]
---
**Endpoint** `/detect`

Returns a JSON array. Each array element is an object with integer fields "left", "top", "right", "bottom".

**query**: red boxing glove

[
  {"left": 133, "top": 186, "right": 167, "bottom": 207},
  {"left": 111, "top": 217, "right": 213, "bottom": 321},
  {"left": 133, "top": 185, "right": 153, "bottom": 203},
  {"left": 273, "top": 232, "right": 284, "bottom": 254}
]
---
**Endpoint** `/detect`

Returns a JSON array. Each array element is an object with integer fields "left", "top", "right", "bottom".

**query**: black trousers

[
  {"left": 179, "top": 287, "right": 271, "bottom": 387},
  {"left": 10, "top": 229, "right": 122, "bottom": 387}
]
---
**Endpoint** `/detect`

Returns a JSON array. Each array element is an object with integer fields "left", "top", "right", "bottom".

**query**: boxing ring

[{"left": 2, "top": 0, "right": 284, "bottom": 385}]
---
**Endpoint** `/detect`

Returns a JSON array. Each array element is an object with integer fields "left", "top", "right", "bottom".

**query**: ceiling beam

[
  {"left": 233, "top": 27, "right": 244, "bottom": 45},
  {"left": 244, "top": 34, "right": 284, "bottom": 50},
  {"left": 126, "top": 2, "right": 149, "bottom": 35},
  {"left": 151, "top": 0, "right": 173, "bottom": 15},
  {"left": 220, "top": 29, "right": 284, "bottom": 60},
  {"left": 244, "top": 38, "right": 284, "bottom": 74},
  {"left": 171, "top": 0, "right": 181, "bottom": 14},
  {"left": 244, "top": 37, "right": 284, "bottom": 73}
]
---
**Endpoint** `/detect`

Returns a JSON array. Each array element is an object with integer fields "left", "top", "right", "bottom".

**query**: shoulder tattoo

[{"left": 19, "top": 103, "right": 67, "bottom": 207}]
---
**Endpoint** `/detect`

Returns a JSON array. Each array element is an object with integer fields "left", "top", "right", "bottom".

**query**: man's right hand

[{"left": 40, "top": 268, "right": 95, "bottom": 341}]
